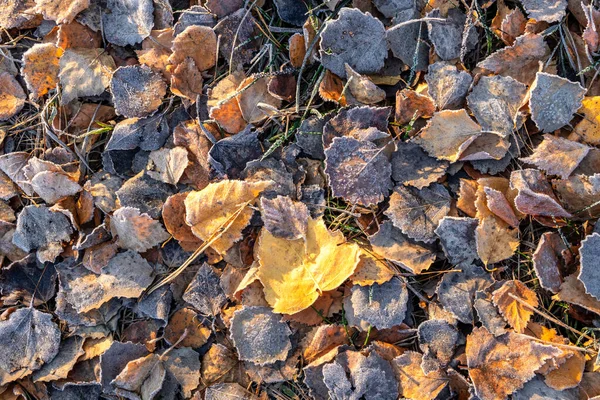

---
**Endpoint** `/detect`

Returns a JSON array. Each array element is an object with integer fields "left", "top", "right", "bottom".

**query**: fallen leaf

[
  {"left": 99, "top": 341, "right": 149, "bottom": 396},
  {"left": 532, "top": 232, "right": 568, "bottom": 293},
  {"left": 136, "top": 29, "right": 174, "bottom": 79},
  {"left": 570, "top": 96, "right": 600, "bottom": 145},
  {"left": 476, "top": 216, "right": 519, "bottom": 266},
  {"left": 492, "top": 280, "right": 537, "bottom": 333},
  {"left": 394, "top": 88, "right": 435, "bottom": 126},
  {"left": 386, "top": 8, "right": 429, "bottom": 71},
  {"left": 21, "top": 43, "right": 64, "bottom": 100},
  {"left": 319, "top": 7, "right": 387, "bottom": 78},
  {"left": 0, "top": 73, "right": 26, "bottom": 121},
  {"left": 466, "top": 327, "right": 561, "bottom": 400},
  {"left": 260, "top": 195, "right": 308, "bottom": 240},
  {"left": 435, "top": 216, "right": 479, "bottom": 264},
  {"left": 204, "top": 0, "right": 243, "bottom": 18},
  {"left": 169, "top": 25, "right": 217, "bottom": 72},
  {"left": 34, "top": 0, "right": 89, "bottom": 24},
  {"left": 553, "top": 273, "right": 600, "bottom": 315},
  {"left": 552, "top": 173, "right": 600, "bottom": 218},
  {"left": 344, "top": 277, "right": 408, "bottom": 330},
  {"left": 391, "top": 141, "right": 448, "bottom": 190},
  {"left": 427, "top": 8, "right": 477, "bottom": 60},
  {"left": 56, "top": 21, "right": 102, "bottom": 49},
  {"left": 236, "top": 76, "right": 282, "bottom": 124},
  {"left": 384, "top": 183, "right": 451, "bottom": 243},
  {"left": 58, "top": 48, "right": 115, "bottom": 104},
  {"left": 324, "top": 136, "right": 392, "bottom": 206},
  {"left": 208, "top": 126, "right": 262, "bottom": 178},
  {"left": 529, "top": 72, "right": 586, "bottom": 133},
  {"left": 230, "top": 306, "right": 292, "bottom": 365},
  {"left": 184, "top": 179, "right": 270, "bottom": 254},
  {"left": 323, "top": 105, "right": 391, "bottom": 148},
  {"left": 170, "top": 57, "right": 203, "bottom": 103},
  {"left": 510, "top": 169, "right": 572, "bottom": 217},
  {"left": 213, "top": 8, "right": 259, "bottom": 69},
  {"left": 162, "top": 192, "right": 203, "bottom": 250},
  {"left": 31, "top": 171, "right": 82, "bottom": 204},
  {"left": 319, "top": 70, "right": 348, "bottom": 105},
  {"left": 482, "top": 186, "right": 521, "bottom": 227},
  {"left": 289, "top": 33, "right": 306, "bottom": 68},
  {"left": 102, "top": 0, "right": 154, "bottom": 46},
  {"left": 205, "top": 383, "right": 258, "bottom": 400},
  {"left": 183, "top": 263, "right": 227, "bottom": 316},
  {"left": 0, "top": 254, "right": 56, "bottom": 304},
  {"left": 164, "top": 307, "right": 211, "bottom": 348},
  {"left": 392, "top": 351, "right": 449, "bottom": 400},
  {"left": 345, "top": 63, "right": 386, "bottom": 104},
  {"left": 173, "top": 120, "right": 212, "bottom": 190},
  {"left": 110, "top": 65, "right": 167, "bottom": 118},
  {"left": 578, "top": 232, "right": 600, "bottom": 300},
  {"left": 436, "top": 264, "right": 494, "bottom": 323},
  {"left": 110, "top": 207, "right": 170, "bottom": 252},
  {"left": 425, "top": 61, "right": 472, "bottom": 110},
  {"left": 412, "top": 109, "right": 482, "bottom": 162},
  {"left": 147, "top": 147, "right": 189, "bottom": 185},
  {"left": 32, "top": 336, "right": 85, "bottom": 382},
  {"left": 521, "top": 0, "right": 567, "bottom": 22},
  {"left": 418, "top": 319, "right": 459, "bottom": 373},
  {"left": 256, "top": 217, "right": 361, "bottom": 314},
  {"left": 513, "top": 376, "right": 579, "bottom": 400},
  {"left": 369, "top": 220, "right": 436, "bottom": 274},
  {"left": 0, "top": 0, "right": 38, "bottom": 30}
]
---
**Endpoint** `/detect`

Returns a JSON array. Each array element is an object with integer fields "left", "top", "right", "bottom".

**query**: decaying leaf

[
  {"left": 578, "top": 232, "right": 600, "bottom": 300},
  {"left": 345, "top": 63, "right": 386, "bottom": 104},
  {"left": 170, "top": 57, "right": 203, "bottom": 103},
  {"left": 492, "top": 280, "right": 537, "bottom": 333},
  {"left": 102, "top": 0, "right": 154, "bottom": 46},
  {"left": 319, "top": 8, "right": 387, "bottom": 78},
  {"left": 521, "top": 0, "right": 567, "bottom": 23},
  {"left": 236, "top": 76, "right": 282, "bottom": 124},
  {"left": 510, "top": 169, "right": 572, "bottom": 217},
  {"left": 529, "top": 72, "right": 586, "bottom": 133},
  {"left": 387, "top": 8, "right": 429, "bottom": 71},
  {"left": 384, "top": 183, "right": 451, "bottom": 243},
  {"left": 392, "top": 351, "right": 449, "bottom": 400},
  {"left": 323, "top": 105, "right": 391, "bottom": 148},
  {"left": 0, "top": 73, "right": 26, "bottom": 121},
  {"left": 418, "top": 319, "right": 459, "bottom": 373},
  {"left": 435, "top": 216, "right": 479, "bottom": 265},
  {"left": 521, "top": 135, "right": 590, "bottom": 179},
  {"left": 553, "top": 273, "right": 600, "bottom": 315},
  {"left": 257, "top": 217, "right": 360, "bottom": 314},
  {"left": 552, "top": 173, "right": 600, "bottom": 218},
  {"left": 183, "top": 263, "right": 227, "bottom": 316},
  {"left": 110, "top": 65, "right": 167, "bottom": 118},
  {"left": 391, "top": 141, "right": 448, "bottom": 190},
  {"left": 412, "top": 109, "right": 482, "bottom": 162},
  {"left": 110, "top": 207, "right": 169, "bottom": 252},
  {"left": 230, "top": 306, "right": 292, "bottom": 365},
  {"left": 185, "top": 180, "right": 270, "bottom": 254},
  {"left": 147, "top": 147, "right": 189, "bottom": 185},
  {"left": 475, "top": 216, "right": 519, "bottom": 266},
  {"left": 22, "top": 43, "right": 64, "bottom": 100},
  {"left": 436, "top": 264, "right": 494, "bottom": 323},
  {"left": 425, "top": 61, "right": 472, "bottom": 110},
  {"left": 213, "top": 8, "right": 259, "bottom": 69},
  {"left": 260, "top": 195, "right": 308, "bottom": 240},
  {"left": 466, "top": 327, "right": 562, "bottom": 400},
  {"left": 427, "top": 8, "right": 477, "bottom": 60},
  {"left": 162, "top": 192, "right": 203, "bottom": 250},
  {"left": 32, "top": 336, "right": 85, "bottom": 383},
  {"left": 169, "top": 25, "right": 217, "bottom": 72},
  {"left": 30, "top": 171, "right": 82, "bottom": 204},
  {"left": 344, "top": 277, "right": 408, "bottom": 330},
  {"left": 205, "top": 383, "right": 258, "bottom": 400},
  {"left": 325, "top": 136, "right": 392, "bottom": 206},
  {"left": 350, "top": 252, "right": 395, "bottom": 286},
  {"left": 34, "top": 0, "right": 89, "bottom": 24},
  {"left": 513, "top": 376, "right": 579, "bottom": 400},
  {"left": 58, "top": 48, "right": 115, "bottom": 104},
  {"left": 532, "top": 232, "right": 568, "bottom": 293},
  {"left": 164, "top": 307, "right": 211, "bottom": 348}
]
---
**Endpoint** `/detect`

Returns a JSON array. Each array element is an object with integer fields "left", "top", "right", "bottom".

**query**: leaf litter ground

[{"left": 2, "top": 0, "right": 600, "bottom": 399}]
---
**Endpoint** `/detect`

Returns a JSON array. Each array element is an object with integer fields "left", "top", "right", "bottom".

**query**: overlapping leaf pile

[{"left": 1, "top": 0, "right": 600, "bottom": 399}]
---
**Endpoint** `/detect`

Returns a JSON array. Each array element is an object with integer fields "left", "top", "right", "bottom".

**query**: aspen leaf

[
  {"left": 184, "top": 179, "right": 270, "bottom": 254},
  {"left": 510, "top": 169, "right": 572, "bottom": 217},
  {"left": 391, "top": 141, "right": 448, "bottom": 190},
  {"left": 109, "top": 207, "right": 170, "bottom": 252},
  {"left": 578, "top": 232, "right": 600, "bottom": 300},
  {"left": 32, "top": 336, "right": 84, "bottom": 383},
  {"left": 0, "top": 0, "right": 38, "bottom": 30},
  {"left": 214, "top": 8, "right": 259, "bottom": 69},
  {"left": 532, "top": 232, "right": 567, "bottom": 293},
  {"left": 571, "top": 96, "right": 600, "bottom": 145},
  {"left": 204, "top": 0, "right": 243, "bottom": 18},
  {"left": 136, "top": 29, "right": 174, "bottom": 79},
  {"left": 319, "top": 70, "right": 348, "bottom": 105},
  {"left": 552, "top": 173, "right": 600, "bottom": 219},
  {"left": 34, "top": 0, "right": 90, "bottom": 24},
  {"left": 482, "top": 186, "right": 520, "bottom": 228},
  {"left": 427, "top": 8, "right": 477, "bottom": 61},
  {"left": 513, "top": 376, "right": 579, "bottom": 400},
  {"left": 387, "top": 8, "right": 429, "bottom": 71},
  {"left": 102, "top": 0, "right": 154, "bottom": 46},
  {"left": 492, "top": 280, "right": 537, "bottom": 333},
  {"left": 256, "top": 217, "right": 361, "bottom": 314},
  {"left": 236, "top": 76, "right": 282, "bottom": 124},
  {"left": 169, "top": 25, "right": 217, "bottom": 72},
  {"left": 412, "top": 109, "right": 482, "bottom": 162},
  {"left": 170, "top": 57, "right": 203, "bottom": 103},
  {"left": 58, "top": 48, "right": 115, "bottom": 104},
  {"left": 183, "top": 263, "right": 227, "bottom": 316},
  {"left": 418, "top": 319, "right": 459, "bottom": 373},
  {"left": 99, "top": 342, "right": 150, "bottom": 396},
  {"left": 147, "top": 146, "right": 189, "bottom": 185},
  {"left": 344, "top": 63, "right": 386, "bottom": 104},
  {"left": 521, "top": 135, "right": 590, "bottom": 179},
  {"left": 394, "top": 89, "right": 435, "bottom": 126},
  {"left": 164, "top": 308, "right": 211, "bottom": 348},
  {"left": 30, "top": 171, "right": 82, "bottom": 204},
  {"left": 22, "top": 43, "right": 64, "bottom": 100},
  {"left": 0, "top": 72, "right": 26, "bottom": 121},
  {"left": 260, "top": 195, "right": 308, "bottom": 240},
  {"left": 56, "top": 21, "right": 102, "bottom": 49},
  {"left": 476, "top": 216, "right": 519, "bottom": 266},
  {"left": 553, "top": 273, "right": 600, "bottom": 315},
  {"left": 425, "top": 61, "right": 472, "bottom": 110},
  {"left": 392, "top": 351, "right": 449, "bottom": 400},
  {"left": 435, "top": 216, "right": 479, "bottom": 265},
  {"left": 110, "top": 65, "right": 166, "bottom": 118},
  {"left": 350, "top": 251, "right": 395, "bottom": 286},
  {"left": 323, "top": 106, "right": 391, "bottom": 149},
  {"left": 466, "top": 327, "right": 562, "bottom": 400},
  {"left": 521, "top": 0, "right": 567, "bottom": 23}
]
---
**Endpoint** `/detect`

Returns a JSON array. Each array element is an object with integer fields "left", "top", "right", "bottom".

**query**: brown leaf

[
  {"left": 466, "top": 327, "right": 562, "bottom": 400},
  {"left": 412, "top": 109, "right": 481, "bottom": 162},
  {"left": 552, "top": 173, "right": 600, "bottom": 218},
  {"left": 394, "top": 88, "right": 435, "bottom": 126},
  {"left": 289, "top": 33, "right": 306, "bottom": 68},
  {"left": 0, "top": 73, "right": 26, "bottom": 121},
  {"left": 58, "top": 48, "right": 115, "bottom": 104},
  {"left": 492, "top": 280, "right": 538, "bottom": 333},
  {"left": 162, "top": 192, "right": 203, "bottom": 250},
  {"left": 391, "top": 141, "right": 448, "bottom": 190},
  {"left": 164, "top": 307, "right": 211, "bottom": 348},
  {"left": 110, "top": 206, "right": 170, "bottom": 252},
  {"left": 553, "top": 273, "right": 600, "bottom": 315},
  {"left": 236, "top": 76, "right": 282, "bottom": 124},
  {"left": 510, "top": 169, "right": 572, "bottom": 217},
  {"left": 425, "top": 61, "right": 472, "bottom": 110},
  {"left": 110, "top": 65, "right": 166, "bottom": 118},
  {"left": 350, "top": 251, "right": 395, "bottom": 286},
  {"left": 170, "top": 57, "right": 203, "bottom": 103},
  {"left": 22, "top": 44, "right": 64, "bottom": 100},
  {"left": 169, "top": 25, "right": 217, "bottom": 72},
  {"left": 319, "top": 70, "right": 348, "bottom": 106},
  {"left": 34, "top": 0, "right": 89, "bottom": 24},
  {"left": 532, "top": 232, "right": 568, "bottom": 293},
  {"left": 476, "top": 216, "right": 519, "bottom": 266},
  {"left": 345, "top": 63, "right": 386, "bottom": 104},
  {"left": 56, "top": 21, "right": 101, "bottom": 49},
  {"left": 173, "top": 120, "right": 212, "bottom": 190},
  {"left": 392, "top": 351, "right": 449, "bottom": 400},
  {"left": 147, "top": 147, "right": 189, "bottom": 185},
  {"left": 136, "top": 29, "right": 174, "bottom": 79}
]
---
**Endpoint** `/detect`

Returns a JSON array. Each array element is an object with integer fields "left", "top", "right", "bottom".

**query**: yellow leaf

[
  {"left": 492, "top": 280, "right": 537, "bottom": 333},
  {"left": 257, "top": 217, "right": 361, "bottom": 314},
  {"left": 184, "top": 179, "right": 271, "bottom": 254},
  {"left": 475, "top": 216, "right": 519, "bottom": 266},
  {"left": 571, "top": 96, "right": 600, "bottom": 145}
]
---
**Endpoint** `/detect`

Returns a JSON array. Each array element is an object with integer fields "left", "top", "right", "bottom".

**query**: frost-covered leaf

[
  {"left": 99, "top": 341, "right": 149, "bottom": 396},
  {"left": 0, "top": 308, "right": 60, "bottom": 374},
  {"left": 147, "top": 147, "right": 188, "bottom": 185},
  {"left": 418, "top": 319, "right": 459, "bottom": 373},
  {"left": 162, "top": 192, "right": 202, "bottom": 250},
  {"left": 436, "top": 264, "right": 494, "bottom": 323},
  {"left": 350, "top": 251, "right": 395, "bottom": 286},
  {"left": 260, "top": 195, "right": 308, "bottom": 240},
  {"left": 0, "top": 254, "right": 56, "bottom": 304},
  {"left": 521, "top": 135, "right": 590, "bottom": 179},
  {"left": 183, "top": 263, "right": 227, "bottom": 316},
  {"left": 0, "top": 72, "right": 26, "bottom": 121},
  {"left": 552, "top": 173, "right": 600, "bottom": 219},
  {"left": 521, "top": 0, "right": 566, "bottom": 23},
  {"left": 319, "top": 8, "right": 387, "bottom": 78},
  {"left": 30, "top": 171, "right": 82, "bottom": 204},
  {"left": 185, "top": 179, "right": 270, "bottom": 254},
  {"left": 513, "top": 376, "right": 579, "bottom": 400},
  {"left": 57, "top": 250, "right": 154, "bottom": 312},
  {"left": 22, "top": 43, "right": 63, "bottom": 100},
  {"left": 236, "top": 76, "right": 282, "bottom": 124},
  {"left": 205, "top": 383, "right": 258, "bottom": 400},
  {"left": 466, "top": 327, "right": 561, "bottom": 400},
  {"left": 345, "top": 63, "right": 386, "bottom": 104},
  {"left": 32, "top": 336, "right": 85, "bottom": 382},
  {"left": 325, "top": 136, "right": 392, "bottom": 206},
  {"left": 170, "top": 57, "right": 203, "bottom": 102},
  {"left": 476, "top": 34, "right": 550, "bottom": 85},
  {"left": 0, "top": 0, "right": 38, "bottom": 30},
  {"left": 412, "top": 109, "right": 481, "bottom": 162},
  {"left": 391, "top": 141, "right": 448, "bottom": 190},
  {"left": 425, "top": 61, "right": 472, "bottom": 110},
  {"left": 435, "top": 216, "right": 479, "bottom": 264},
  {"left": 230, "top": 306, "right": 292, "bottom": 365},
  {"left": 394, "top": 88, "right": 435, "bottom": 126},
  {"left": 344, "top": 277, "right": 408, "bottom": 330},
  {"left": 0, "top": 152, "right": 33, "bottom": 196},
  {"left": 492, "top": 280, "right": 537, "bottom": 333},
  {"left": 553, "top": 273, "right": 600, "bottom": 315},
  {"left": 392, "top": 351, "right": 449, "bottom": 400},
  {"left": 110, "top": 65, "right": 166, "bottom": 118},
  {"left": 257, "top": 217, "right": 360, "bottom": 314},
  {"left": 510, "top": 169, "right": 572, "bottom": 217},
  {"left": 476, "top": 216, "right": 519, "bottom": 266},
  {"left": 369, "top": 220, "right": 436, "bottom": 274},
  {"left": 110, "top": 206, "right": 169, "bottom": 252},
  {"left": 467, "top": 75, "right": 527, "bottom": 136},
  {"left": 323, "top": 106, "right": 391, "bottom": 149},
  {"left": 204, "top": 0, "right": 243, "bottom": 18},
  {"left": 164, "top": 307, "right": 211, "bottom": 348},
  {"left": 102, "top": 0, "right": 154, "bottom": 46},
  {"left": 482, "top": 186, "right": 520, "bottom": 228},
  {"left": 529, "top": 72, "right": 586, "bottom": 133},
  {"left": 105, "top": 114, "right": 169, "bottom": 152},
  {"left": 387, "top": 8, "right": 429, "bottom": 71},
  {"left": 474, "top": 290, "right": 507, "bottom": 336},
  {"left": 169, "top": 25, "right": 217, "bottom": 72},
  {"left": 58, "top": 48, "right": 115, "bottom": 104},
  {"left": 384, "top": 183, "right": 451, "bottom": 243},
  {"left": 214, "top": 8, "right": 259, "bottom": 69},
  {"left": 532, "top": 232, "right": 567, "bottom": 293},
  {"left": 578, "top": 232, "right": 600, "bottom": 300},
  {"left": 13, "top": 205, "right": 73, "bottom": 263},
  {"left": 427, "top": 8, "right": 476, "bottom": 60},
  {"left": 34, "top": 0, "right": 89, "bottom": 24},
  {"left": 571, "top": 96, "right": 600, "bottom": 145},
  {"left": 273, "top": 0, "right": 308, "bottom": 26}
]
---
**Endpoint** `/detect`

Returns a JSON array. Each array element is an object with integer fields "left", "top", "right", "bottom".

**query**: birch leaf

[{"left": 492, "top": 280, "right": 538, "bottom": 333}]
